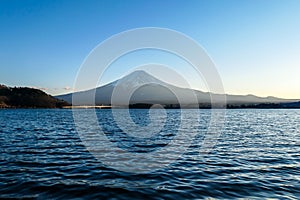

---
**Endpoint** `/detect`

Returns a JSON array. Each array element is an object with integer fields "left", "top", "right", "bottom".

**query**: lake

[{"left": 0, "top": 109, "right": 299, "bottom": 199}]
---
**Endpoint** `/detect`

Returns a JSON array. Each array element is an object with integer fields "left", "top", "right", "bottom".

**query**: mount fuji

[{"left": 56, "top": 70, "right": 298, "bottom": 107}]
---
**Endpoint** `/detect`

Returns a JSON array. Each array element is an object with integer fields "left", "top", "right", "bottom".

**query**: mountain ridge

[
  {"left": 56, "top": 70, "right": 300, "bottom": 108},
  {"left": 0, "top": 85, "right": 70, "bottom": 108}
]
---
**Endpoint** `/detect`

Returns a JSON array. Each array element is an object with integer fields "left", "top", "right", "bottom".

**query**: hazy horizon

[{"left": 1, "top": 68, "right": 300, "bottom": 100}]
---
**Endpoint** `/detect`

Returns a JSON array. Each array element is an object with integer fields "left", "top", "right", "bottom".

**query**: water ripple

[{"left": 0, "top": 109, "right": 299, "bottom": 199}]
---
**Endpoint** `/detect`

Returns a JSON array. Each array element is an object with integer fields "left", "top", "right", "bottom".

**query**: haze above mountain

[{"left": 56, "top": 70, "right": 298, "bottom": 107}]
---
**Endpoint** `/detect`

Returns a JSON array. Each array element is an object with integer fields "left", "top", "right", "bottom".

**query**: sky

[{"left": 0, "top": 0, "right": 300, "bottom": 98}]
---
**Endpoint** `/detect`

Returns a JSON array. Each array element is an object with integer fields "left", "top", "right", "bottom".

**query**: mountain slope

[
  {"left": 0, "top": 85, "right": 69, "bottom": 108},
  {"left": 56, "top": 70, "right": 298, "bottom": 106}
]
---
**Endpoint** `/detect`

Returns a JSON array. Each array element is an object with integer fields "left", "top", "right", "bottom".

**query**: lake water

[{"left": 0, "top": 109, "right": 299, "bottom": 199}]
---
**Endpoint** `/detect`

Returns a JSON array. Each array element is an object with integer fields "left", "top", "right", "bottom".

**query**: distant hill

[
  {"left": 0, "top": 85, "right": 70, "bottom": 108},
  {"left": 56, "top": 70, "right": 300, "bottom": 108}
]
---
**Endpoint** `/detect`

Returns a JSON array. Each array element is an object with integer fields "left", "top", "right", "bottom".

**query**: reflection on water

[{"left": 0, "top": 109, "right": 299, "bottom": 199}]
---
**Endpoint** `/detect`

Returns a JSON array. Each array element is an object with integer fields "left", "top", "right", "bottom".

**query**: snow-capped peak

[{"left": 116, "top": 70, "right": 165, "bottom": 89}]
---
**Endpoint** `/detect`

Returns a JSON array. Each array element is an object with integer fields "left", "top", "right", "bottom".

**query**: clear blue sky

[{"left": 1, "top": 0, "right": 299, "bottom": 98}]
